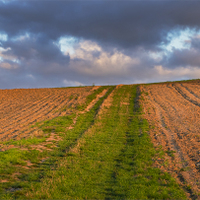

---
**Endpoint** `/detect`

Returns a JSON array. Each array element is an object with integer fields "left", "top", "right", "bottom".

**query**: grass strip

[
  {"left": 0, "top": 86, "right": 114, "bottom": 199},
  {"left": 106, "top": 86, "right": 186, "bottom": 199},
  {"left": 77, "top": 85, "right": 110, "bottom": 111},
  {"left": 24, "top": 84, "right": 129, "bottom": 199},
  {"left": 24, "top": 85, "right": 186, "bottom": 199}
]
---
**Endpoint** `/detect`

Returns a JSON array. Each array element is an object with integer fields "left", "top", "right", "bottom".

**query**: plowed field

[
  {"left": 140, "top": 80, "right": 200, "bottom": 197},
  {"left": 0, "top": 87, "right": 94, "bottom": 141},
  {"left": 1, "top": 82, "right": 199, "bottom": 199}
]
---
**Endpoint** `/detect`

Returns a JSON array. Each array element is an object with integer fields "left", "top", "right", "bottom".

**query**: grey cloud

[
  {"left": 1, "top": 1, "right": 200, "bottom": 50},
  {"left": 166, "top": 49, "right": 200, "bottom": 67},
  {"left": 1, "top": 1, "right": 200, "bottom": 88},
  {"left": 2, "top": 35, "right": 70, "bottom": 64},
  {"left": 191, "top": 38, "right": 200, "bottom": 49},
  {"left": 164, "top": 37, "right": 200, "bottom": 68}
]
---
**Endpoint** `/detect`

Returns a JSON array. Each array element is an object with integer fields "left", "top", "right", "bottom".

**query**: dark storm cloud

[
  {"left": 190, "top": 37, "right": 200, "bottom": 49},
  {"left": 165, "top": 48, "right": 200, "bottom": 67},
  {"left": 1, "top": 1, "right": 200, "bottom": 88},
  {"left": 164, "top": 37, "right": 200, "bottom": 68},
  {"left": 1, "top": 34, "right": 70, "bottom": 64},
  {"left": 0, "top": 33, "right": 71, "bottom": 88},
  {"left": 0, "top": 1, "right": 200, "bottom": 50}
]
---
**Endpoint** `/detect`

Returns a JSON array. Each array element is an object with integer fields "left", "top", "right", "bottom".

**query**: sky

[{"left": 1, "top": 1, "right": 200, "bottom": 88}]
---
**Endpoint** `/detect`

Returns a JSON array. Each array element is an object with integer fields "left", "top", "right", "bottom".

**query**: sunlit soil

[
  {"left": 140, "top": 80, "right": 200, "bottom": 197},
  {"left": 0, "top": 87, "right": 94, "bottom": 142}
]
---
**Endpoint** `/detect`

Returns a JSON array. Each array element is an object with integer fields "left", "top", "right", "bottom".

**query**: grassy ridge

[
  {"left": 0, "top": 86, "right": 114, "bottom": 199},
  {"left": 24, "top": 85, "right": 186, "bottom": 199},
  {"left": 106, "top": 86, "right": 186, "bottom": 199},
  {"left": 26, "top": 85, "right": 130, "bottom": 199},
  {"left": 77, "top": 85, "right": 110, "bottom": 111}
]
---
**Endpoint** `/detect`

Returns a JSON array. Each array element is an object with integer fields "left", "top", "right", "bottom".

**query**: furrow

[
  {"left": 141, "top": 83, "right": 200, "bottom": 197},
  {"left": 172, "top": 83, "right": 200, "bottom": 108}
]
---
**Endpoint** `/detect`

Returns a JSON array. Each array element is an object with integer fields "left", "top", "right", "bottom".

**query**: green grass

[
  {"left": 0, "top": 85, "right": 187, "bottom": 199},
  {"left": 77, "top": 85, "right": 110, "bottom": 111},
  {"left": 106, "top": 86, "right": 185, "bottom": 199},
  {"left": 3, "top": 137, "right": 46, "bottom": 146},
  {"left": 0, "top": 86, "right": 114, "bottom": 199},
  {"left": 41, "top": 115, "right": 76, "bottom": 133},
  {"left": 143, "top": 78, "right": 200, "bottom": 86},
  {"left": 20, "top": 85, "right": 186, "bottom": 199}
]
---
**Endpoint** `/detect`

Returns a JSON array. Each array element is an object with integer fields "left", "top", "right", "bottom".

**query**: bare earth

[
  {"left": 140, "top": 80, "right": 200, "bottom": 197},
  {"left": 0, "top": 87, "right": 94, "bottom": 141}
]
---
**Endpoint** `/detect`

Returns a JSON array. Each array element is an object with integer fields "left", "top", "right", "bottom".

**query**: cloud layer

[{"left": 0, "top": 1, "right": 200, "bottom": 88}]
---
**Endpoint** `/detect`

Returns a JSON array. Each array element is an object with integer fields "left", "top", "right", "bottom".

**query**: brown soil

[
  {"left": 0, "top": 87, "right": 93, "bottom": 141},
  {"left": 0, "top": 180, "right": 8, "bottom": 183},
  {"left": 68, "top": 88, "right": 109, "bottom": 130},
  {"left": 85, "top": 89, "right": 108, "bottom": 112},
  {"left": 140, "top": 81, "right": 200, "bottom": 198},
  {"left": 0, "top": 86, "right": 110, "bottom": 156},
  {"left": 46, "top": 133, "right": 62, "bottom": 142}
]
